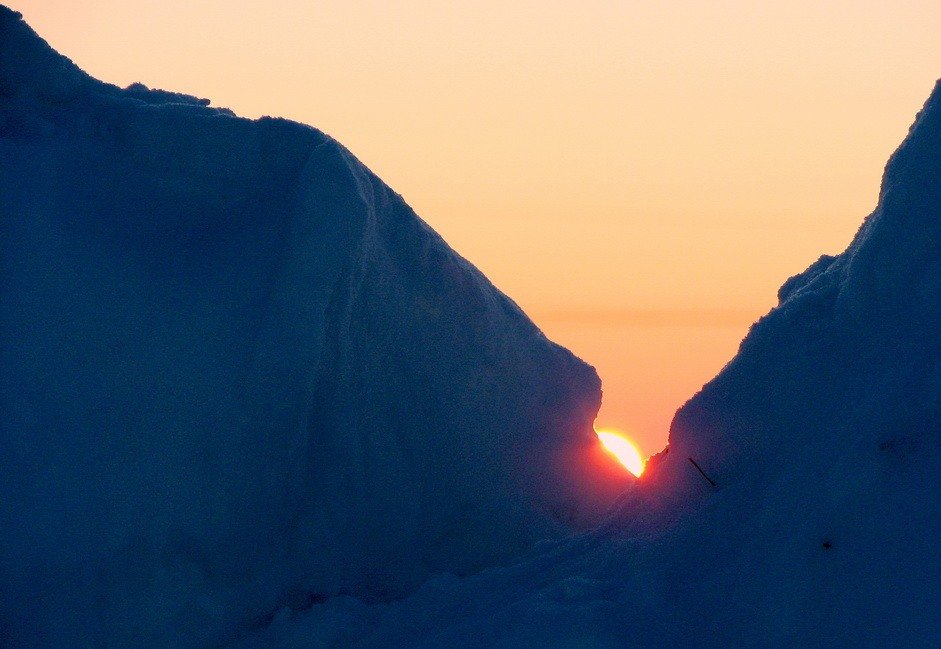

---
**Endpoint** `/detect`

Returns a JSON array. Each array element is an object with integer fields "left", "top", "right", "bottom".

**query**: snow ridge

[
  {"left": 0, "top": 7, "right": 628, "bottom": 647},
  {"left": 242, "top": 81, "right": 941, "bottom": 648}
]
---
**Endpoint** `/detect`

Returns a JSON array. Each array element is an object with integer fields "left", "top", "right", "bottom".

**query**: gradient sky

[{"left": 11, "top": 0, "right": 939, "bottom": 455}]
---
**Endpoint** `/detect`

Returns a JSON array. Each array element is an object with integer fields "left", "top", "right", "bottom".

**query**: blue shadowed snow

[
  {"left": 0, "top": 7, "right": 629, "bottom": 647},
  {"left": 2, "top": 5, "right": 938, "bottom": 647},
  {"left": 238, "top": 83, "right": 941, "bottom": 648}
]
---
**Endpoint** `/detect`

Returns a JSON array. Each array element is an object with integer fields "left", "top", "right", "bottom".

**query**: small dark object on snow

[
  {"left": 822, "top": 540, "right": 833, "bottom": 550},
  {"left": 688, "top": 457, "right": 717, "bottom": 487}
]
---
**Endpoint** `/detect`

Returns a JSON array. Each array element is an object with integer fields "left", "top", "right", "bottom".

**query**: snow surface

[
  {"left": 3, "top": 6, "right": 938, "bottom": 647},
  {"left": 235, "top": 81, "right": 941, "bottom": 647},
  {"left": 0, "top": 8, "right": 630, "bottom": 647}
]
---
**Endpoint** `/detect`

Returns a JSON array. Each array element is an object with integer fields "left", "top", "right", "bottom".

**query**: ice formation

[
  {"left": 240, "top": 79, "right": 941, "bottom": 648},
  {"left": 0, "top": 7, "right": 629, "bottom": 647},
  {"left": 3, "top": 5, "right": 937, "bottom": 647}
]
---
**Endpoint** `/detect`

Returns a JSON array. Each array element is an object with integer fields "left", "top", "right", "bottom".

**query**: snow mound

[
  {"left": 246, "top": 82, "right": 941, "bottom": 646},
  {"left": 0, "top": 7, "right": 628, "bottom": 647}
]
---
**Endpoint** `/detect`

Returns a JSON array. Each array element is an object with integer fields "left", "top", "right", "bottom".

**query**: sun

[{"left": 596, "top": 430, "right": 645, "bottom": 478}]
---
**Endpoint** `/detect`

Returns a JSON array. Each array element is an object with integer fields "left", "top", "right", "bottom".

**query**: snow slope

[
  {"left": 0, "top": 8, "right": 629, "bottom": 647},
  {"left": 241, "top": 83, "right": 941, "bottom": 646}
]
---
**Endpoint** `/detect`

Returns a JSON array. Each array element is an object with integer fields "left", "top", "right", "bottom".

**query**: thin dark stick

[{"left": 688, "top": 457, "right": 717, "bottom": 487}]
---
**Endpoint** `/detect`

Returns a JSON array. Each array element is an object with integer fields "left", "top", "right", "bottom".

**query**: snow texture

[
  {"left": 0, "top": 8, "right": 629, "bottom": 647},
  {"left": 238, "top": 80, "right": 941, "bottom": 647}
]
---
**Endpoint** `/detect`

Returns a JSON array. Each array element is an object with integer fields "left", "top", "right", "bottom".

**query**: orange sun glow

[{"left": 596, "top": 430, "right": 645, "bottom": 478}]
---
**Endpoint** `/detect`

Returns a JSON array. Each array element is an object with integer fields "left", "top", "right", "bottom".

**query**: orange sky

[{"left": 10, "top": 1, "right": 939, "bottom": 455}]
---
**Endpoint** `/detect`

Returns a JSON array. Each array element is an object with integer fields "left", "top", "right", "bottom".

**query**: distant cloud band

[{"left": 532, "top": 307, "right": 761, "bottom": 328}]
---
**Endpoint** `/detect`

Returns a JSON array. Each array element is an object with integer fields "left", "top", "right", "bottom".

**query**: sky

[{"left": 10, "top": 0, "right": 939, "bottom": 455}]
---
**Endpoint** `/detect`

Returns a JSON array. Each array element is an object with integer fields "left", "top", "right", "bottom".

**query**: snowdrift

[
  {"left": 0, "top": 8, "right": 629, "bottom": 647},
  {"left": 241, "top": 82, "right": 941, "bottom": 646}
]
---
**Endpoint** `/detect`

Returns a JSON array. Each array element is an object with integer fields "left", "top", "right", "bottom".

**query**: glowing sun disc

[{"left": 596, "top": 430, "right": 645, "bottom": 477}]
